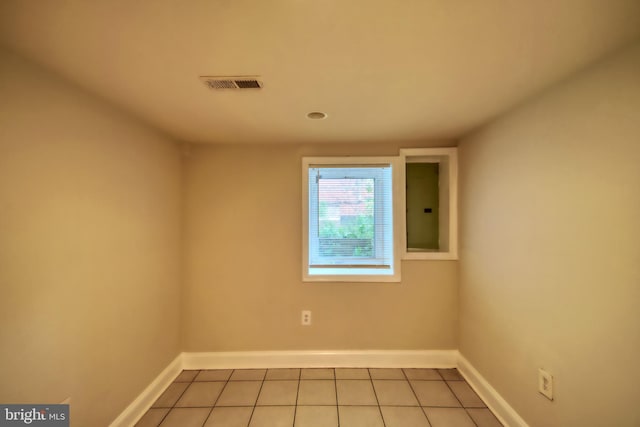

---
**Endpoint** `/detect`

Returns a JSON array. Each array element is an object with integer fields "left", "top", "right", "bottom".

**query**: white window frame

[
  {"left": 399, "top": 148, "right": 458, "bottom": 260},
  {"left": 302, "top": 156, "right": 402, "bottom": 282}
]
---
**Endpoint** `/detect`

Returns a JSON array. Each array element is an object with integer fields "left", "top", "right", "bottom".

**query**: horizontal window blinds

[{"left": 308, "top": 165, "right": 393, "bottom": 272}]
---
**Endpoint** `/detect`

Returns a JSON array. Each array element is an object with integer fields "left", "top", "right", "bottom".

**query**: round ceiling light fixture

[{"left": 307, "top": 111, "right": 327, "bottom": 120}]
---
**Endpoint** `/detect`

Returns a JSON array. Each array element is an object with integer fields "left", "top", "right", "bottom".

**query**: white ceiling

[{"left": 1, "top": 0, "right": 639, "bottom": 145}]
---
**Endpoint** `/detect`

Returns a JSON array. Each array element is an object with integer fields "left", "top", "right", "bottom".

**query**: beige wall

[
  {"left": 0, "top": 50, "right": 182, "bottom": 426},
  {"left": 182, "top": 143, "right": 458, "bottom": 351},
  {"left": 458, "top": 42, "right": 640, "bottom": 426}
]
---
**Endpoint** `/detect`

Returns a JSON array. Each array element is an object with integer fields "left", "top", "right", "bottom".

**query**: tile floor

[{"left": 135, "top": 368, "right": 503, "bottom": 427}]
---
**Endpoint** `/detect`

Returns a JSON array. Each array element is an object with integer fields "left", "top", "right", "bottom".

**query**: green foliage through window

[{"left": 318, "top": 178, "right": 374, "bottom": 257}]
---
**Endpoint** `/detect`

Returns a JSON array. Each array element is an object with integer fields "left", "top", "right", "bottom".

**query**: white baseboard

[
  {"left": 458, "top": 354, "right": 529, "bottom": 427},
  {"left": 182, "top": 349, "right": 458, "bottom": 370},
  {"left": 109, "top": 354, "right": 182, "bottom": 427}
]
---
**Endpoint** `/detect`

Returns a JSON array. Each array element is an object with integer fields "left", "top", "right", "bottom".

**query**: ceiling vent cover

[{"left": 200, "top": 76, "right": 263, "bottom": 90}]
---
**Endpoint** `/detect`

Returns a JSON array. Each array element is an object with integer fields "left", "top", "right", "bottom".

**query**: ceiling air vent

[{"left": 200, "top": 76, "right": 263, "bottom": 90}]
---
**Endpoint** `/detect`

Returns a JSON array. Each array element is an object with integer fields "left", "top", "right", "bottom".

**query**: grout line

[
  {"left": 153, "top": 404, "right": 173, "bottom": 426},
  {"left": 292, "top": 369, "right": 301, "bottom": 427},
  {"left": 200, "top": 370, "right": 233, "bottom": 427},
  {"left": 245, "top": 369, "right": 266, "bottom": 427},
  {"left": 367, "top": 369, "right": 386, "bottom": 427},
  {"left": 463, "top": 407, "right": 481, "bottom": 427},
  {"left": 333, "top": 369, "right": 340, "bottom": 426},
  {"left": 442, "top": 378, "right": 480, "bottom": 427},
  {"left": 149, "top": 370, "right": 200, "bottom": 426},
  {"left": 171, "top": 370, "right": 198, "bottom": 407},
  {"left": 403, "top": 368, "right": 434, "bottom": 426}
]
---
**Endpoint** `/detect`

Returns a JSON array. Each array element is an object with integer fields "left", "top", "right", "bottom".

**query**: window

[{"left": 302, "top": 157, "right": 400, "bottom": 282}]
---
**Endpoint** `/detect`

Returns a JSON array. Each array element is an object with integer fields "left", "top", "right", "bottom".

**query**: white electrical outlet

[
  {"left": 301, "top": 310, "right": 312, "bottom": 326},
  {"left": 538, "top": 368, "right": 553, "bottom": 400}
]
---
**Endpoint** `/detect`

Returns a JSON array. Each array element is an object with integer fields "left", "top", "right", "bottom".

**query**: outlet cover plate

[
  {"left": 301, "top": 310, "right": 311, "bottom": 326},
  {"left": 538, "top": 368, "right": 553, "bottom": 400}
]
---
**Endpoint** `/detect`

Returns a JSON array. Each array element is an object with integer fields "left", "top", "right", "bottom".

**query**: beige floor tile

[
  {"left": 423, "top": 408, "right": 476, "bottom": 427},
  {"left": 373, "top": 380, "right": 419, "bottom": 406},
  {"left": 215, "top": 381, "right": 262, "bottom": 406},
  {"left": 338, "top": 406, "right": 384, "bottom": 427},
  {"left": 143, "top": 366, "right": 496, "bottom": 427},
  {"left": 195, "top": 370, "right": 233, "bottom": 382},
  {"left": 437, "top": 369, "right": 463, "bottom": 381},
  {"left": 159, "top": 408, "right": 211, "bottom": 427},
  {"left": 410, "top": 381, "right": 460, "bottom": 407},
  {"left": 380, "top": 406, "right": 431, "bottom": 427},
  {"left": 152, "top": 382, "right": 189, "bottom": 408},
  {"left": 301, "top": 368, "right": 334, "bottom": 379},
  {"left": 249, "top": 406, "right": 295, "bottom": 427},
  {"left": 175, "top": 382, "right": 225, "bottom": 407},
  {"left": 204, "top": 407, "right": 253, "bottom": 427},
  {"left": 230, "top": 369, "right": 266, "bottom": 381},
  {"left": 294, "top": 406, "right": 338, "bottom": 427},
  {"left": 368, "top": 369, "right": 405, "bottom": 380},
  {"left": 297, "top": 380, "right": 336, "bottom": 405},
  {"left": 336, "top": 380, "right": 378, "bottom": 405},
  {"left": 447, "top": 381, "right": 485, "bottom": 408},
  {"left": 135, "top": 408, "right": 169, "bottom": 427},
  {"left": 266, "top": 368, "right": 300, "bottom": 380},
  {"left": 404, "top": 369, "right": 442, "bottom": 380},
  {"left": 256, "top": 380, "right": 298, "bottom": 405},
  {"left": 467, "top": 408, "right": 503, "bottom": 427},
  {"left": 174, "top": 370, "right": 200, "bottom": 382},
  {"left": 335, "top": 368, "right": 370, "bottom": 379}
]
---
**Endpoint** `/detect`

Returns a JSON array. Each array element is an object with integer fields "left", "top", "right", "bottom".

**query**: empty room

[{"left": 0, "top": 1, "right": 639, "bottom": 426}]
